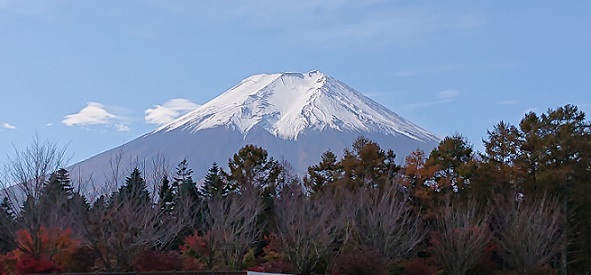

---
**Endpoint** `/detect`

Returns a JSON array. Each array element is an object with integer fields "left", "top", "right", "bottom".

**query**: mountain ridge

[
  {"left": 71, "top": 70, "right": 440, "bottom": 189},
  {"left": 155, "top": 70, "right": 439, "bottom": 142}
]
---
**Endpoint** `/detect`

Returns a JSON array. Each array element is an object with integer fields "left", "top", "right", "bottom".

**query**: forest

[{"left": 0, "top": 104, "right": 590, "bottom": 274}]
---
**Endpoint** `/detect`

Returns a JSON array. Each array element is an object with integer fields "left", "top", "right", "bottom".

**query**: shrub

[
  {"left": 180, "top": 232, "right": 209, "bottom": 271},
  {"left": 248, "top": 235, "right": 295, "bottom": 273},
  {"left": 15, "top": 253, "right": 62, "bottom": 274},
  {"left": 3, "top": 227, "right": 81, "bottom": 273}
]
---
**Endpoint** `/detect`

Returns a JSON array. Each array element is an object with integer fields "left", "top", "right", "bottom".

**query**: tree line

[{"left": 0, "top": 104, "right": 590, "bottom": 274}]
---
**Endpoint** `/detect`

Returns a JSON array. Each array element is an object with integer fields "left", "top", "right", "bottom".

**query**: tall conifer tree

[{"left": 200, "top": 162, "right": 229, "bottom": 199}]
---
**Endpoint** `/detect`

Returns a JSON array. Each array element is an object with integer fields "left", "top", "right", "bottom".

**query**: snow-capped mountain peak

[
  {"left": 71, "top": 71, "right": 440, "bottom": 186},
  {"left": 157, "top": 70, "right": 438, "bottom": 143}
]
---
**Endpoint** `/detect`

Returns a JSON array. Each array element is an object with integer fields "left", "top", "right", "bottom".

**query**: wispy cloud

[
  {"left": 145, "top": 98, "right": 200, "bottom": 126},
  {"left": 406, "top": 89, "right": 460, "bottom": 109},
  {"left": 291, "top": 6, "right": 485, "bottom": 48},
  {"left": 439, "top": 90, "right": 460, "bottom": 100},
  {"left": 158, "top": 1, "right": 485, "bottom": 49},
  {"left": 62, "top": 102, "right": 130, "bottom": 132},
  {"left": 1, "top": 122, "right": 16, "bottom": 129}
]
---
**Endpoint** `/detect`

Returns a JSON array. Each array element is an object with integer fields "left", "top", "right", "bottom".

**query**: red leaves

[
  {"left": 15, "top": 253, "right": 63, "bottom": 274},
  {"left": 180, "top": 231, "right": 210, "bottom": 271},
  {"left": 1, "top": 226, "right": 80, "bottom": 274}
]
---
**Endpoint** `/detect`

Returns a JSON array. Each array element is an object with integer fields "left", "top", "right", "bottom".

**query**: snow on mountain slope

[
  {"left": 157, "top": 70, "right": 438, "bottom": 143},
  {"left": 70, "top": 70, "right": 440, "bottom": 191}
]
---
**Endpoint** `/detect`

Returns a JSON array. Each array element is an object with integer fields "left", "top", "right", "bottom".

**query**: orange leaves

[
  {"left": 181, "top": 231, "right": 207, "bottom": 257},
  {"left": 16, "top": 226, "right": 80, "bottom": 268},
  {"left": 2, "top": 226, "right": 81, "bottom": 274},
  {"left": 180, "top": 231, "right": 209, "bottom": 271}
]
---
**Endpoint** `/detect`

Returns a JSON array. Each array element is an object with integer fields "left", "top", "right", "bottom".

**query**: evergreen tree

[
  {"left": 226, "top": 145, "right": 282, "bottom": 238},
  {"left": 1, "top": 197, "right": 13, "bottom": 219},
  {"left": 516, "top": 105, "right": 591, "bottom": 272},
  {"left": 200, "top": 162, "right": 229, "bottom": 199},
  {"left": 174, "top": 159, "right": 199, "bottom": 202},
  {"left": 227, "top": 144, "right": 282, "bottom": 192},
  {"left": 117, "top": 168, "right": 151, "bottom": 206},
  {"left": 37, "top": 168, "right": 89, "bottom": 229},
  {"left": 40, "top": 169, "right": 74, "bottom": 210},
  {"left": 478, "top": 121, "right": 524, "bottom": 196},
  {"left": 427, "top": 134, "right": 476, "bottom": 193},
  {"left": 340, "top": 136, "right": 400, "bottom": 190},
  {"left": 478, "top": 105, "right": 591, "bottom": 273},
  {"left": 158, "top": 176, "right": 174, "bottom": 212},
  {"left": 0, "top": 197, "right": 15, "bottom": 253},
  {"left": 305, "top": 150, "right": 342, "bottom": 194}
]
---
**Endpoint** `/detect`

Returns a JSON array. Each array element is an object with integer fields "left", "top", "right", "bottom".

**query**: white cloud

[
  {"left": 62, "top": 102, "right": 129, "bottom": 131},
  {"left": 439, "top": 90, "right": 460, "bottom": 100},
  {"left": 1, "top": 122, "right": 16, "bottom": 129},
  {"left": 145, "top": 98, "right": 200, "bottom": 126},
  {"left": 114, "top": 123, "right": 130, "bottom": 132}
]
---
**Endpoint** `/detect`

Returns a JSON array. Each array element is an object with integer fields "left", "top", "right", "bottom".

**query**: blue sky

[{"left": 1, "top": 0, "right": 590, "bottom": 167}]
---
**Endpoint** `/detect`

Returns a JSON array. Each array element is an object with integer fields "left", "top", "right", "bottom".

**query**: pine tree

[
  {"left": 200, "top": 162, "right": 229, "bottom": 199},
  {"left": 1, "top": 197, "right": 13, "bottom": 219},
  {"left": 174, "top": 159, "right": 199, "bottom": 202},
  {"left": 305, "top": 150, "right": 342, "bottom": 194},
  {"left": 0, "top": 196, "right": 15, "bottom": 253},
  {"left": 158, "top": 176, "right": 174, "bottom": 212},
  {"left": 117, "top": 168, "right": 151, "bottom": 206},
  {"left": 226, "top": 145, "right": 282, "bottom": 238},
  {"left": 516, "top": 105, "right": 591, "bottom": 272},
  {"left": 427, "top": 134, "right": 476, "bottom": 193},
  {"left": 40, "top": 168, "right": 74, "bottom": 208},
  {"left": 340, "top": 136, "right": 399, "bottom": 190},
  {"left": 477, "top": 121, "right": 524, "bottom": 197},
  {"left": 37, "top": 168, "right": 89, "bottom": 229},
  {"left": 227, "top": 144, "right": 282, "bottom": 192}
]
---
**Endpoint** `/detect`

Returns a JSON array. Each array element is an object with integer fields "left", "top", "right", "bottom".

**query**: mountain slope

[
  {"left": 158, "top": 70, "right": 438, "bottom": 142},
  {"left": 71, "top": 71, "right": 439, "bottom": 191}
]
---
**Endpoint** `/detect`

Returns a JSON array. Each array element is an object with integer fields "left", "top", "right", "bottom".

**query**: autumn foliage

[
  {"left": 0, "top": 226, "right": 79, "bottom": 274},
  {"left": 180, "top": 232, "right": 209, "bottom": 271},
  {"left": 1, "top": 104, "right": 590, "bottom": 274}
]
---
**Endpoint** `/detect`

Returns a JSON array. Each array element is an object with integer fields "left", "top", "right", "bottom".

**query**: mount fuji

[{"left": 71, "top": 71, "right": 440, "bottom": 187}]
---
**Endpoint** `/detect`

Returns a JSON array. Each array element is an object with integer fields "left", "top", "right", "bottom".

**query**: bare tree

[
  {"left": 80, "top": 167, "right": 193, "bottom": 272},
  {"left": 273, "top": 182, "right": 346, "bottom": 273},
  {"left": 0, "top": 134, "right": 70, "bottom": 260},
  {"left": 1, "top": 135, "right": 68, "bottom": 207},
  {"left": 199, "top": 185, "right": 264, "bottom": 270},
  {"left": 352, "top": 181, "right": 426, "bottom": 270},
  {"left": 430, "top": 198, "right": 493, "bottom": 275},
  {"left": 493, "top": 194, "right": 564, "bottom": 273}
]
